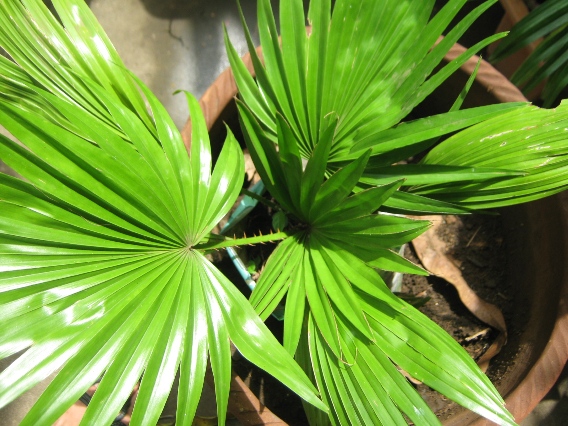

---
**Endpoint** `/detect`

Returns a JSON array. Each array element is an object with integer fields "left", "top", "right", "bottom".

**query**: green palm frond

[
  {"left": 0, "top": 0, "right": 153, "bottom": 134},
  {"left": 225, "top": 0, "right": 568, "bottom": 423},
  {"left": 226, "top": 0, "right": 512, "bottom": 159},
  {"left": 227, "top": 0, "right": 568, "bottom": 213},
  {"left": 0, "top": 1, "right": 326, "bottom": 425},
  {"left": 416, "top": 100, "right": 568, "bottom": 208},
  {"left": 491, "top": 0, "right": 568, "bottom": 107},
  {"left": 238, "top": 95, "right": 516, "bottom": 425}
]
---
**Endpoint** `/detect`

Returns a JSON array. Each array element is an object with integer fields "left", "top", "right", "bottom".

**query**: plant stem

[
  {"left": 196, "top": 230, "right": 294, "bottom": 251},
  {"left": 241, "top": 188, "right": 280, "bottom": 210}
]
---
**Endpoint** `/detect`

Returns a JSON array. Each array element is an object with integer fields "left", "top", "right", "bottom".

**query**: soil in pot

[{"left": 401, "top": 213, "right": 526, "bottom": 421}]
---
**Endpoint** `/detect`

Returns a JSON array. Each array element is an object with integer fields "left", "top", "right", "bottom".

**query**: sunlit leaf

[{"left": 0, "top": 2, "right": 326, "bottom": 424}]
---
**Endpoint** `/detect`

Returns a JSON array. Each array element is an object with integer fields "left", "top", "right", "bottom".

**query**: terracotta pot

[{"left": 181, "top": 41, "right": 568, "bottom": 426}]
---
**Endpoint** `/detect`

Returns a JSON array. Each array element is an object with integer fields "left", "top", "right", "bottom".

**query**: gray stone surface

[{"left": 89, "top": 0, "right": 270, "bottom": 131}]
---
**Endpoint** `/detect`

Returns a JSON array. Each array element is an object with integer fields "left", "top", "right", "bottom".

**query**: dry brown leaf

[{"left": 411, "top": 215, "right": 507, "bottom": 372}]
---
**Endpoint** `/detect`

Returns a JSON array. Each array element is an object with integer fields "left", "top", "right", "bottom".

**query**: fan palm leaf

[
  {"left": 0, "top": 1, "right": 326, "bottom": 425},
  {"left": 227, "top": 0, "right": 568, "bottom": 213},
  {"left": 491, "top": 0, "right": 568, "bottom": 107},
  {"left": 238, "top": 100, "right": 516, "bottom": 425}
]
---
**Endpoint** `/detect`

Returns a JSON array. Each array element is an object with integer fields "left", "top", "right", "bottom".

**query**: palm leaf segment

[
  {"left": 228, "top": 0, "right": 508, "bottom": 154},
  {"left": 0, "top": 1, "right": 325, "bottom": 425},
  {"left": 491, "top": 0, "right": 568, "bottom": 107},
  {"left": 237, "top": 103, "right": 517, "bottom": 425},
  {"left": 415, "top": 100, "right": 568, "bottom": 208},
  {"left": 227, "top": 0, "right": 568, "bottom": 214}
]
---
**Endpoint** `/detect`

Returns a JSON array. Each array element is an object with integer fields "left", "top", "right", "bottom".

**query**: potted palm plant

[
  {"left": 0, "top": 1, "right": 567, "bottom": 426},
  {"left": 196, "top": 30, "right": 568, "bottom": 426},
  {"left": 220, "top": 0, "right": 568, "bottom": 424}
]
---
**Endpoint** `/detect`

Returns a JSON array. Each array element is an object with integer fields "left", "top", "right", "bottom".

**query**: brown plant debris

[{"left": 411, "top": 215, "right": 508, "bottom": 372}]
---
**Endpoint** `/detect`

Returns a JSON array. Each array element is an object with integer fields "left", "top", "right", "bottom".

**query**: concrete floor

[{"left": 0, "top": 0, "right": 567, "bottom": 425}]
